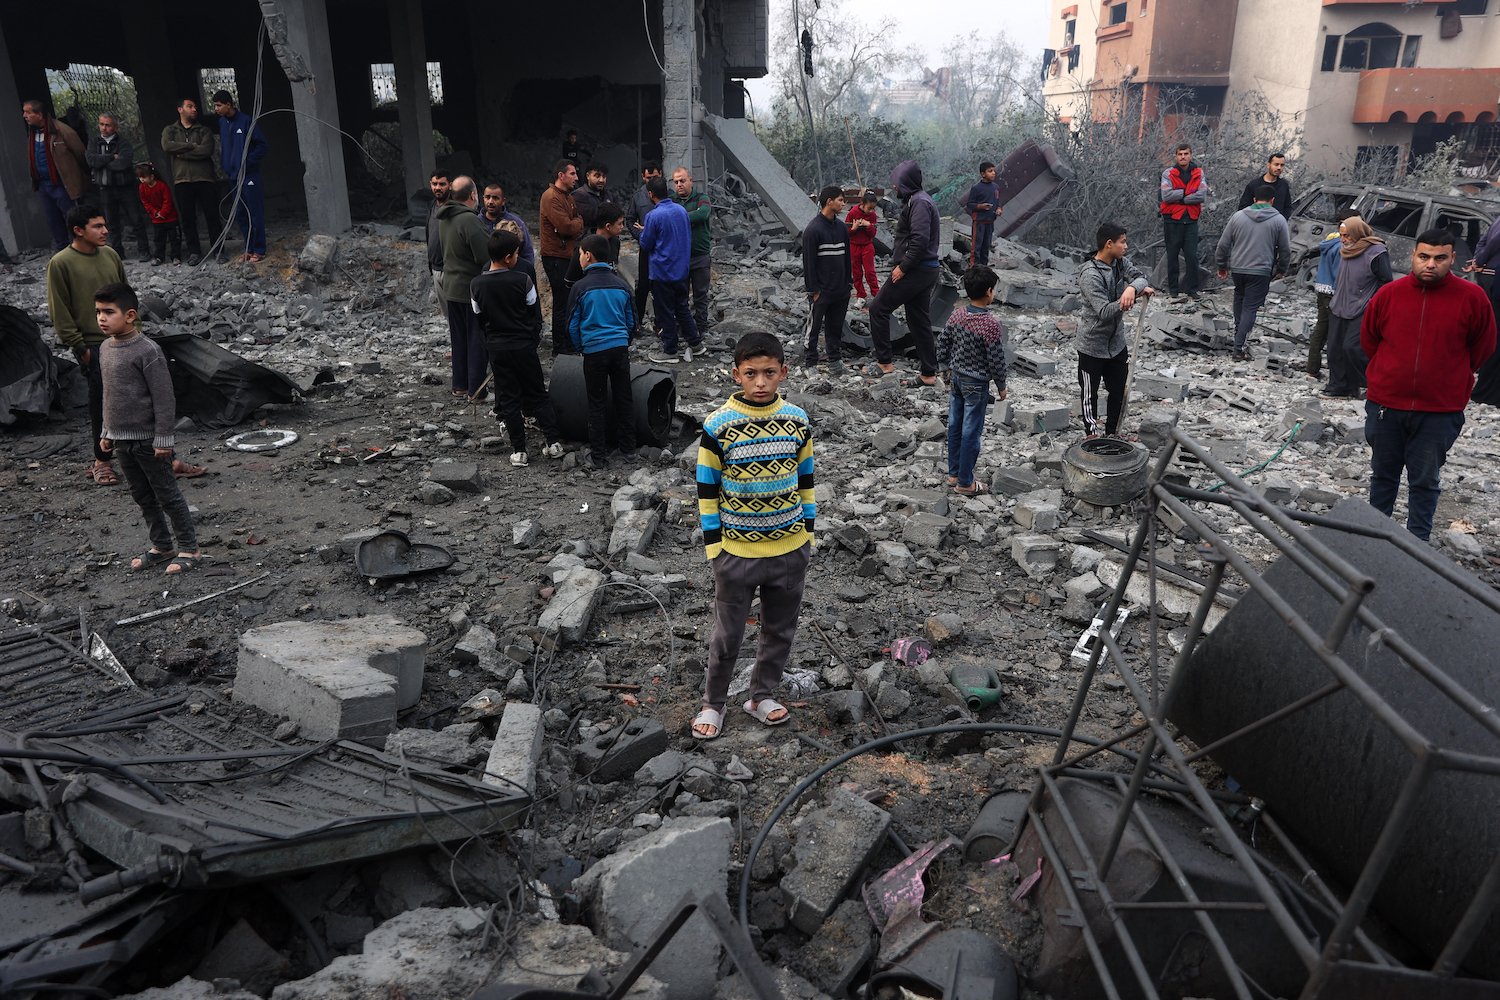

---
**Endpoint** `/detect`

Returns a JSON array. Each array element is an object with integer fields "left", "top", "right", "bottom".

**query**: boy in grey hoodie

[
  {"left": 1077, "top": 222, "right": 1153, "bottom": 438},
  {"left": 1215, "top": 185, "right": 1291, "bottom": 361}
]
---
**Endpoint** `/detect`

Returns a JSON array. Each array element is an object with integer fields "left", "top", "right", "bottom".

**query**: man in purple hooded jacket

[{"left": 869, "top": 160, "right": 942, "bottom": 384}]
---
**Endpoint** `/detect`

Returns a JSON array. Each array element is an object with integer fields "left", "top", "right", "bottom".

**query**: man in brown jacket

[
  {"left": 23, "top": 99, "right": 87, "bottom": 250},
  {"left": 539, "top": 160, "right": 583, "bottom": 355}
]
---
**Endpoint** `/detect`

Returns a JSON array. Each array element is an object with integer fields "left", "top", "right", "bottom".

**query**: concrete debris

[{"left": 782, "top": 788, "right": 893, "bottom": 935}]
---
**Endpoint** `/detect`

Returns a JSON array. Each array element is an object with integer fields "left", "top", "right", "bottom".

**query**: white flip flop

[
  {"left": 691, "top": 706, "right": 725, "bottom": 741},
  {"left": 743, "top": 698, "right": 790, "bottom": 727}
]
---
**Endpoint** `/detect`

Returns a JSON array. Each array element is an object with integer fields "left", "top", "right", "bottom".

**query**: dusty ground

[{"left": 2, "top": 221, "right": 1499, "bottom": 997}]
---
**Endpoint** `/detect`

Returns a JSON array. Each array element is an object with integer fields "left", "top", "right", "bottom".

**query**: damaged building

[{"left": 0, "top": 0, "right": 770, "bottom": 250}]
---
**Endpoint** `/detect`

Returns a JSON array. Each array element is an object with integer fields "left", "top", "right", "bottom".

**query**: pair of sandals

[
  {"left": 945, "top": 475, "right": 991, "bottom": 496},
  {"left": 691, "top": 698, "right": 789, "bottom": 741},
  {"left": 130, "top": 549, "right": 206, "bottom": 575},
  {"left": 88, "top": 459, "right": 207, "bottom": 485}
]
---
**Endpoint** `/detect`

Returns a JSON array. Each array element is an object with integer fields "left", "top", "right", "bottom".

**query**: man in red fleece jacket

[{"left": 1361, "top": 228, "right": 1496, "bottom": 541}]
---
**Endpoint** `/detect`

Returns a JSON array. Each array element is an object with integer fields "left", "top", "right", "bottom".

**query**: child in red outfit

[
  {"left": 846, "top": 190, "right": 880, "bottom": 305},
  {"left": 136, "top": 162, "right": 182, "bottom": 266}
]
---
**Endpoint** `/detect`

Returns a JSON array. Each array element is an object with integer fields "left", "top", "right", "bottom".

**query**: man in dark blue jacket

[
  {"left": 568, "top": 234, "right": 638, "bottom": 470},
  {"left": 962, "top": 161, "right": 1002, "bottom": 267},
  {"left": 639, "top": 176, "right": 701, "bottom": 363},
  {"left": 870, "top": 160, "right": 942, "bottom": 384},
  {"left": 212, "top": 90, "right": 268, "bottom": 262},
  {"left": 801, "top": 185, "right": 852, "bottom": 372}
]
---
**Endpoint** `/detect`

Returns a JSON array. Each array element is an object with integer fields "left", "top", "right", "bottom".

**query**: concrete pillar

[
  {"left": 263, "top": 0, "right": 352, "bottom": 234},
  {"left": 0, "top": 20, "right": 51, "bottom": 251},
  {"left": 661, "top": 0, "right": 698, "bottom": 174},
  {"left": 466, "top": 0, "right": 511, "bottom": 171},
  {"left": 122, "top": 0, "right": 180, "bottom": 182},
  {"left": 387, "top": 0, "right": 435, "bottom": 202}
]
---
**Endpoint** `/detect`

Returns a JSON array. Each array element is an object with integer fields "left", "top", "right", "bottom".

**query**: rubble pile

[{"left": 1, "top": 201, "right": 1499, "bottom": 1000}]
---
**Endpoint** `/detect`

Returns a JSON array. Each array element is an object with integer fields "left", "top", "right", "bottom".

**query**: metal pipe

[{"left": 1432, "top": 849, "right": 1500, "bottom": 976}]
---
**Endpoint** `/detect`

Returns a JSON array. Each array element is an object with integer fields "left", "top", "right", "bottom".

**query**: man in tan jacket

[{"left": 23, "top": 99, "right": 87, "bottom": 250}]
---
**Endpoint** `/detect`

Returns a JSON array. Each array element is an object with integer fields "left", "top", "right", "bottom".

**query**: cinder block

[
  {"left": 902, "top": 512, "right": 952, "bottom": 550},
  {"left": 428, "top": 461, "right": 482, "bottom": 494},
  {"left": 782, "top": 788, "right": 892, "bottom": 934},
  {"left": 1011, "top": 350, "right": 1059, "bottom": 378},
  {"left": 484, "top": 703, "right": 543, "bottom": 798},
  {"left": 1133, "top": 374, "right": 1189, "bottom": 401},
  {"left": 538, "top": 566, "right": 606, "bottom": 643},
  {"left": 608, "top": 508, "right": 660, "bottom": 558},
  {"left": 234, "top": 617, "right": 427, "bottom": 744},
  {"left": 1011, "top": 534, "right": 1063, "bottom": 579},
  {"left": 574, "top": 719, "right": 669, "bottom": 783}
]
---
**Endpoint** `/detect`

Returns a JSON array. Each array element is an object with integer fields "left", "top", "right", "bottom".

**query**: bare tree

[
  {"left": 937, "top": 32, "right": 1027, "bottom": 127},
  {"left": 770, "top": 0, "right": 897, "bottom": 124}
]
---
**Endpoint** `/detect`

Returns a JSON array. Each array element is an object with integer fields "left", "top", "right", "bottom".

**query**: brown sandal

[
  {"left": 89, "top": 461, "right": 119, "bottom": 486},
  {"left": 953, "top": 481, "right": 991, "bottom": 496}
]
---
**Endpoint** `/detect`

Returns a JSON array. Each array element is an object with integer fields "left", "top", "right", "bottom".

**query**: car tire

[{"left": 1062, "top": 438, "right": 1151, "bottom": 506}]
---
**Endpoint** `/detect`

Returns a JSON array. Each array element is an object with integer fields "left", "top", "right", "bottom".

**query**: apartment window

[
  {"left": 369, "top": 61, "right": 444, "bottom": 109},
  {"left": 1141, "top": 0, "right": 1149, "bottom": 13},
  {"left": 1321, "top": 36, "right": 1340, "bottom": 72},
  {"left": 1454, "top": 0, "right": 1488, "bottom": 14},
  {"left": 1064, "top": 18, "right": 1080, "bottom": 71},
  {"left": 199, "top": 68, "right": 236, "bottom": 105},
  {"left": 1108, "top": 3, "right": 1128, "bottom": 26},
  {"left": 1338, "top": 23, "right": 1405, "bottom": 72},
  {"left": 1402, "top": 36, "right": 1420, "bottom": 67}
]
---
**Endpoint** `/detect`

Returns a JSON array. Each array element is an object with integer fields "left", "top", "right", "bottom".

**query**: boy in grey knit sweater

[{"left": 96, "top": 283, "right": 204, "bottom": 574}]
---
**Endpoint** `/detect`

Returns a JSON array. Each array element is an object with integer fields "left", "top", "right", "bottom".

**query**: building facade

[{"left": 1042, "top": 0, "right": 1500, "bottom": 179}]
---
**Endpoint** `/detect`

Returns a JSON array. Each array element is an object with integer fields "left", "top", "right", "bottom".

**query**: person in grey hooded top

[
  {"left": 1077, "top": 222, "right": 1152, "bottom": 437},
  {"left": 869, "top": 160, "right": 943, "bottom": 383},
  {"left": 1215, "top": 184, "right": 1290, "bottom": 360}
]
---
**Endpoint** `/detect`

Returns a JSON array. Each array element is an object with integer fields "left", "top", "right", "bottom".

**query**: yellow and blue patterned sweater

[{"left": 696, "top": 393, "right": 815, "bottom": 560}]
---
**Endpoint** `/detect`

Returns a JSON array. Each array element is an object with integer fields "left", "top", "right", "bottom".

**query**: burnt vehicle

[{"left": 1289, "top": 182, "right": 1498, "bottom": 278}]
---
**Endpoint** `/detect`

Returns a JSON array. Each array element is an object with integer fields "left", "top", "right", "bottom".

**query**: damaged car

[{"left": 1289, "top": 181, "right": 1498, "bottom": 277}]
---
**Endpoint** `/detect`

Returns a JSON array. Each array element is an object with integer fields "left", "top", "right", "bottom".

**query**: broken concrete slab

[
  {"left": 575, "top": 816, "right": 733, "bottom": 1000},
  {"left": 792, "top": 899, "right": 876, "bottom": 995},
  {"left": 609, "top": 508, "right": 660, "bottom": 558},
  {"left": 427, "top": 460, "right": 482, "bottom": 493},
  {"left": 538, "top": 565, "right": 606, "bottom": 643},
  {"left": 267, "top": 908, "right": 490, "bottom": 1000},
  {"left": 702, "top": 114, "right": 814, "bottom": 238},
  {"left": 234, "top": 617, "right": 426, "bottom": 742},
  {"left": 484, "top": 702, "right": 543, "bottom": 798},
  {"left": 902, "top": 512, "right": 952, "bottom": 549},
  {"left": 781, "top": 788, "right": 892, "bottom": 935},
  {"left": 384, "top": 723, "right": 487, "bottom": 767},
  {"left": 1011, "top": 534, "right": 1063, "bottom": 579},
  {"left": 575, "top": 719, "right": 669, "bottom": 783}
]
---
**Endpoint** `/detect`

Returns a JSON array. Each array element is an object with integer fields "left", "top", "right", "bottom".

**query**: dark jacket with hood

[
  {"left": 889, "top": 160, "right": 940, "bottom": 273},
  {"left": 1214, "top": 202, "right": 1291, "bottom": 277}
]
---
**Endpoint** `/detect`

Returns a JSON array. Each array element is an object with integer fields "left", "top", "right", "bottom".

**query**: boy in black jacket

[
  {"left": 801, "top": 185, "right": 852, "bottom": 372},
  {"left": 470, "top": 230, "right": 565, "bottom": 468}
]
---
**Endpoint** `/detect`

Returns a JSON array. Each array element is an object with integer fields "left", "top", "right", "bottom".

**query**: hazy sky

[{"left": 743, "top": 0, "right": 1051, "bottom": 111}]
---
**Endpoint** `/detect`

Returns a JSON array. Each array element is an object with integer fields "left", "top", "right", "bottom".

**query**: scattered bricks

[
  {"left": 991, "top": 467, "right": 1042, "bottom": 496},
  {"left": 1011, "top": 535, "right": 1062, "bottom": 579},
  {"left": 453, "top": 624, "right": 498, "bottom": 671},
  {"left": 1210, "top": 387, "right": 1258, "bottom": 413},
  {"left": 1258, "top": 472, "right": 1299, "bottom": 505},
  {"left": 793, "top": 899, "right": 877, "bottom": 995},
  {"left": 611, "top": 484, "right": 655, "bottom": 516},
  {"left": 1016, "top": 407, "right": 1071, "bottom": 434},
  {"left": 1133, "top": 374, "right": 1190, "bottom": 401},
  {"left": 538, "top": 566, "right": 606, "bottom": 643},
  {"left": 875, "top": 540, "right": 916, "bottom": 572},
  {"left": 428, "top": 461, "right": 482, "bottom": 493},
  {"left": 575, "top": 718, "right": 669, "bottom": 783},
  {"left": 1014, "top": 489, "right": 1064, "bottom": 532},
  {"left": 416, "top": 481, "right": 455, "bottom": 505},
  {"left": 1031, "top": 447, "right": 1066, "bottom": 473},
  {"left": 1282, "top": 406, "right": 1326, "bottom": 442},
  {"left": 782, "top": 788, "right": 893, "bottom": 934},
  {"left": 1137, "top": 407, "right": 1181, "bottom": 450},
  {"left": 902, "top": 513, "right": 952, "bottom": 549},
  {"left": 513, "top": 519, "right": 542, "bottom": 547},
  {"left": 484, "top": 702, "right": 543, "bottom": 798},
  {"left": 385, "top": 723, "right": 487, "bottom": 767},
  {"left": 576, "top": 817, "right": 732, "bottom": 1000},
  {"left": 608, "top": 508, "right": 660, "bottom": 558},
  {"left": 1011, "top": 350, "right": 1059, "bottom": 378},
  {"left": 234, "top": 617, "right": 426, "bottom": 743}
]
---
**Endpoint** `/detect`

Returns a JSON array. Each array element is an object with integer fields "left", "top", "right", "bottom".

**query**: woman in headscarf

[{"left": 1323, "top": 216, "right": 1392, "bottom": 399}]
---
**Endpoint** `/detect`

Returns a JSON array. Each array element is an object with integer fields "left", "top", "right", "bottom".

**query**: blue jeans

[
  {"left": 1364, "top": 402, "right": 1464, "bottom": 542},
  {"left": 973, "top": 219, "right": 994, "bottom": 266},
  {"left": 946, "top": 375, "right": 990, "bottom": 488},
  {"left": 1231, "top": 273, "right": 1271, "bottom": 350}
]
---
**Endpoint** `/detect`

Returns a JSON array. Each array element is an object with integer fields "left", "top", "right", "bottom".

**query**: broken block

[
  {"left": 608, "top": 508, "right": 659, "bottom": 558},
  {"left": 428, "top": 461, "right": 482, "bottom": 494},
  {"left": 513, "top": 519, "right": 541, "bottom": 547},
  {"left": 991, "top": 467, "right": 1042, "bottom": 496},
  {"left": 902, "top": 512, "right": 952, "bottom": 549},
  {"left": 576, "top": 817, "right": 733, "bottom": 1000},
  {"left": 1137, "top": 407, "right": 1180, "bottom": 450},
  {"left": 537, "top": 566, "right": 606, "bottom": 643},
  {"left": 875, "top": 540, "right": 916, "bottom": 572},
  {"left": 1134, "top": 374, "right": 1190, "bottom": 402},
  {"left": 484, "top": 702, "right": 543, "bottom": 798},
  {"left": 234, "top": 617, "right": 426, "bottom": 743},
  {"left": 1014, "top": 489, "right": 1064, "bottom": 532},
  {"left": 1011, "top": 350, "right": 1059, "bottom": 378},
  {"left": 793, "top": 899, "right": 876, "bottom": 995},
  {"left": 575, "top": 719, "right": 669, "bottom": 783},
  {"left": 782, "top": 788, "right": 892, "bottom": 934},
  {"left": 1011, "top": 535, "right": 1062, "bottom": 579}
]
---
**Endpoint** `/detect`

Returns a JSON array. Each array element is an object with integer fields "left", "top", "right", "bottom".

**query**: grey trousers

[
  {"left": 116, "top": 440, "right": 197, "bottom": 552},
  {"left": 704, "top": 545, "right": 811, "bottom": 711}
]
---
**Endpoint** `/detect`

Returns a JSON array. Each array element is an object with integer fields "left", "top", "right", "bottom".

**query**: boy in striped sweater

[
  {"left": 693, "top": 332, "right": 815, "bottom": 740},
  {"left": 937, "top": 266, "right": 1008, "bottom": 495}
]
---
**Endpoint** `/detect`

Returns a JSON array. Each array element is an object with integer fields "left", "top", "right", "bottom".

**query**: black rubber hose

[{"left": 736, "top": 722, "right": 1165, "bottom": 934}]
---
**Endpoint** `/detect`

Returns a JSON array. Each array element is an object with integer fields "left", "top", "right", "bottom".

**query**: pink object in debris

[{"left": 889, "top": 636, "right": 933, "bottom": 666}]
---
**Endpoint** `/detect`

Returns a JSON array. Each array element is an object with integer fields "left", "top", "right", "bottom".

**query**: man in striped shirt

[{"left": 801, "top": 185, "right": 853, "bottom": 372}]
